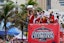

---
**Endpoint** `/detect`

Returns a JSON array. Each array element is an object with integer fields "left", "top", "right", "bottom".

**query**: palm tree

[
  {"left": 19, "top": 0, "right": 38, "bottom": 39},
  {"left": 20, "top": 0, "right": 37, "bottom": 14},
  {"left": 27, "top": 0, "right": 37, "bottom": 6},
  {"left": 2, "top": 1, "right": 14, "bottom": 39},
  {"left": 19, "top": 0, "right": 38, "bottom": 24}
]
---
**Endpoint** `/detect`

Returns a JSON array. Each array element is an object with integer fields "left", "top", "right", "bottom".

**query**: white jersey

[
  {"left": 33, "top": 17, "right": 37, "bottom": 23},
  {"left": 37, "top": 12, "right": 40, "bottom": 16},
  {"left": 33, "top": 16, "right": 40, "bottom": 23},
  {"left": 52, "top": 13, "right": 57, "bottom": 20},
  {"left": 41, "top": 13, "right": 49, "bottom": 18}
]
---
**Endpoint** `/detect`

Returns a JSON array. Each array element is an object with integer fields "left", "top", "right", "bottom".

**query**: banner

[{"left": 28, "top": 23, "right": 60, "bottom": 43}]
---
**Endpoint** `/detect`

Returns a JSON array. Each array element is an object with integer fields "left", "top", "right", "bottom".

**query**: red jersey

[
  {"left": 35, "top": 17, "right": 40, "bottom": 23},
  {"left": 41, "top": 16, "right": 47, "bottom": 23},
  {"left": 29, "top": 15, "right": 34, "bottom": 23},
  {"left": 49, "top": 15, "right": 54, "bottom": 23}
]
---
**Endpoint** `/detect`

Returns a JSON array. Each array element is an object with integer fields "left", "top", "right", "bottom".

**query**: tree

[
  {"left": 3, "top": 1, "right": 14, "bottom": 17},
  {"left": 27, "top": 0, "right": 37, "bottom": 5},
  {"left": 18, "top": 0, "right": 38, "bottom": 39},
  {"left": 35, "top": 7, "right": 42, "bottom": 12},
  {"left": 2, "top": 1, "right": 14, "bottom": 39},
  {"left": 20, "top": 0, "right": 37, "bottom": 15}
]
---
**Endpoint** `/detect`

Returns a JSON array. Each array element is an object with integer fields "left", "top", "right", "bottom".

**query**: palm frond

[
  {"left": 3, "top": 1, "right": 14, "bottom": 16},
  {"left": 27, "top": 0, "right": 37, "bottom": 5}
]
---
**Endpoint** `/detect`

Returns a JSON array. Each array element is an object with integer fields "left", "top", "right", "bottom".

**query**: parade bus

[{"left": 27, "top": 10, "right": 64, "bottom": 43}]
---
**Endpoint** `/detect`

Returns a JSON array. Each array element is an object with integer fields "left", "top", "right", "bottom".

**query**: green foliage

[
  {"left": 27, "top": 0, "right": 37, "bottom": 5},
  {"left": 20, "top": 4, "right": 26, "bottom": 7},
  {"left": 35, "top": 7, "right": 42, "bottom": 12},
  {"left": 3, "top": 1, "right": 14, "bottom": 16},
  {"left": 20, "top": 4, "right": 27, "bottom": 15},
  {"left": 0, "top": 15, "right": 4, "bottom": 20},
  {"left": 20, "top": 0, "right": 37, "bottom": 15}
]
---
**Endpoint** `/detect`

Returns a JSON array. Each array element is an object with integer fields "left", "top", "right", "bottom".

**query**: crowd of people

[
  {"left": 0, "top": 38, "right": 23, "bottom": 43},
  {"left": 28, "top": 10, "right": 59, "bottom": 24},
  {"left": 0, "top": 9, "right": 61, "bottom": 43},
  {"left": 0, "top": 35, "right": 23, "bottom": 43}
]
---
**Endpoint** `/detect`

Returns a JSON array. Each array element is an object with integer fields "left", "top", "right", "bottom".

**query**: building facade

[
  {"left": 35, "top": 0, "right": 64, "bottom": 11},
  {"left": 0, "top": 0, "right": 64, "bottom": 11},
  {"left": 51, "top": 0, "right": 64, "bottom": 11},
  {"left": 36, "top": 0, "right": 47, "bottom": 10}
]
